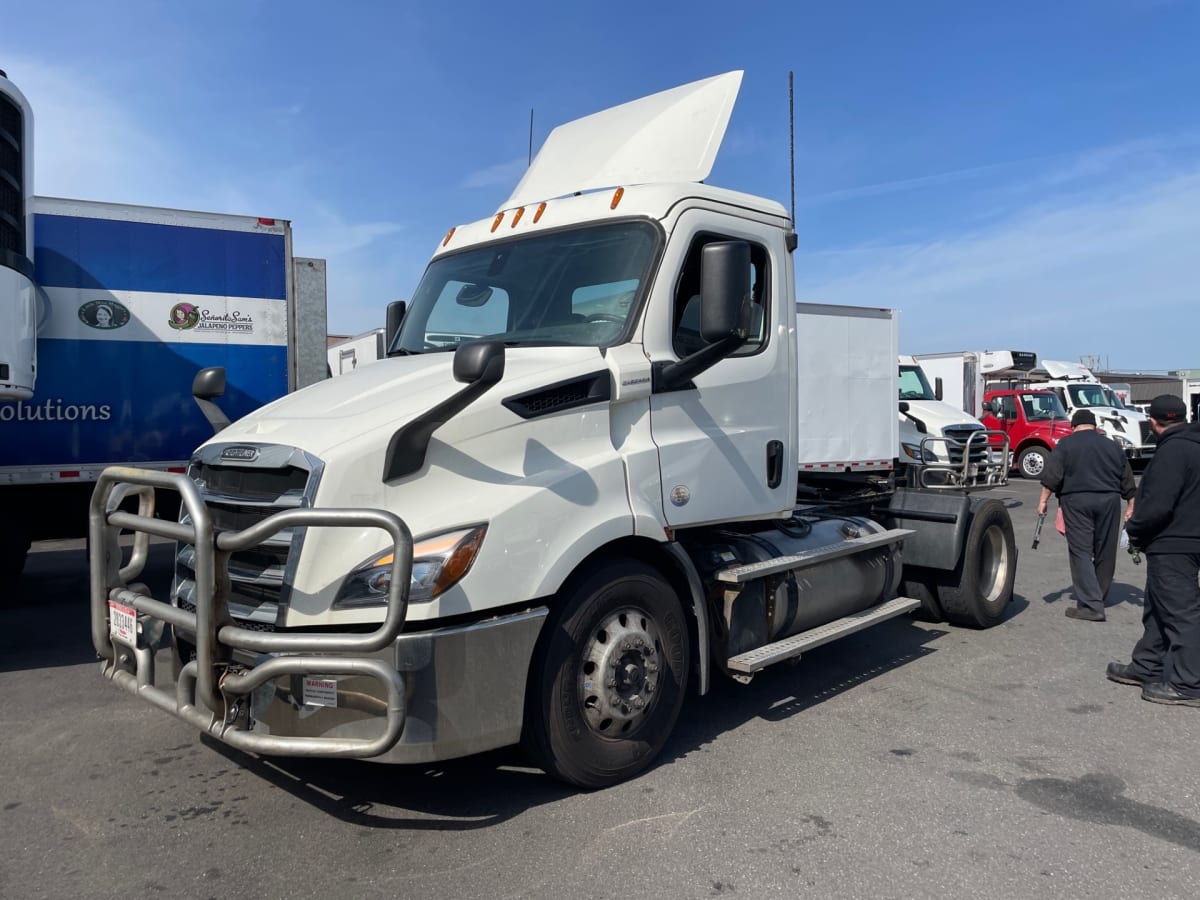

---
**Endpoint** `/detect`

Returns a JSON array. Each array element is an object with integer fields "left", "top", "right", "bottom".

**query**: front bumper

[
  {"left": 90, "top": 467, "right": 546, "bottom": 764},
  {"left": 228, "top": 608, "right": 548, "bottom": 764}
]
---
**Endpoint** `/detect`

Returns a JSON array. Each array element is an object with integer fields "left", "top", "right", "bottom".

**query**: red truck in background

[{"left": 981, "top": 389, "right": 1072, "bottom": 479}]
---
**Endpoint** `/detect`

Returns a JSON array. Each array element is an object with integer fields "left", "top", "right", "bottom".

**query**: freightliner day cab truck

[{"left": 90, "top": 72, "right": 1017, "bottom": 788}]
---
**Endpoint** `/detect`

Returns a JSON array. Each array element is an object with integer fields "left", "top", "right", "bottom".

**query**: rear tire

[
  {"left": 523, "top": 558, "right": 689, "bottom": 789},
  {"left": 937, "top": 499, "right": 1017, "bottom": 629}
]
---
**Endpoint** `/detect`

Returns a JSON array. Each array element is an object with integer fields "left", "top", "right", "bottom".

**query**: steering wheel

[{"left": 585, "top": 313, "right": 625, "bottom": 324}]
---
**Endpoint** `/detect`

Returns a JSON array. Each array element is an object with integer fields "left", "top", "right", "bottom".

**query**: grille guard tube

[
  {"left": 917, "top": 430, "right": 1010, "bottom": 490},
  {"left": 89, "top": 466, "right": 415, "bottom": 759}
]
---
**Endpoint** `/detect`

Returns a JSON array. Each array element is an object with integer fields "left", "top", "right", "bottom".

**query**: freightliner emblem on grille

[{"left": 220, "top": 446, "right": 259, "bottom": 462}]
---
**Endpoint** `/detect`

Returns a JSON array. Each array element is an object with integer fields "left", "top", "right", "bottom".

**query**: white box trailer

[
  {"left": 327, "top": 328, "right": 386, "bottom": 375},
  {"left": 795, "top": 303, "right": 896, "bottom": 472}
]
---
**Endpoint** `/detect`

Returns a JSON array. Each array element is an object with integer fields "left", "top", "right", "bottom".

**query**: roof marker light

[
  {"left": 491, "top": 213, "right": 504, "bottom": 233},
  {"left": 610, "top": 187, "right": 624, "bottom": 210},
  {"left": 442, "top": 226, "right": 456, "bottom": 247},
  {"left": 533, "top": 202, "right": 547, "bottom": 223},
  {"left": 511, "top": 207, "right": 524, "bottom": 228}
]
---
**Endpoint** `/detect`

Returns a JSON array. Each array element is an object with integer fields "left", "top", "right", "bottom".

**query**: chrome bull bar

[
  {"left": 89, "top": 466, "right": 414, "bottom": 758},
  {"left": 917, "top": 430, "right": 1011, "bottom": 490}
]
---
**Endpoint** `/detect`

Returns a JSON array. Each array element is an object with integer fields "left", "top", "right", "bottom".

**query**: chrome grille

[
  {"left": 173, "top": 444, "right": 323, "bottom": 630},
  {"left": 1140, "top": 421, "right": 1156, "bottom": 445},
  {"left": 942, "top": 425, "right": 989, "bottom": 465}
]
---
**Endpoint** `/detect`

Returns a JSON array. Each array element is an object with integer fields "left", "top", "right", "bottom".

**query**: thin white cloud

[
  {"left": 799, "top": 167, "right": 1200, "bottom": 370},
  {"left": 461, "top": 157, "right": 528, "bottom": 190}
]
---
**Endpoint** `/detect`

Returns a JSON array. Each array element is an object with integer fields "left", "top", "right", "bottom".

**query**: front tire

[
  {"left": 1017, "top": 445, "right": 1048, "bottom": 479},
  {"left": 937, "top": 499, "right": 1017, "bottom": 628},
  {"left": 523, "top": 558, "right": 689, "bottom": 789}
]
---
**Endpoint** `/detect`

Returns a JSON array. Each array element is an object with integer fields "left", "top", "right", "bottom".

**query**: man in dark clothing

[
  {"left": 1107, "top": 394, "right": 1200, "bottom": 706},
  {"left": 1037, "top": 408, "right": 1136, "bottom": 621}
]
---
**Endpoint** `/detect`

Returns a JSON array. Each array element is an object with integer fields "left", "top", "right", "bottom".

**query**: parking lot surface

[{"left": 2, "top": 477, "right": 1198, "bottom": 899}]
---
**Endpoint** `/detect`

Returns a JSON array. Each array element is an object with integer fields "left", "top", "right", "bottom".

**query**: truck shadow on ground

[{"left": 204, "top": 608, "right": 1017, "bottom": 830}]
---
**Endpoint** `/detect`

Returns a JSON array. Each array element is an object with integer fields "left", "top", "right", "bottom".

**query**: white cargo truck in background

[
  {"left": 327, "top": 328, "right": 386, "bottom": 375},
  {"left": 0, "top": 71, "right": 328, "bottom": 584},
  {"left": 914, "top": 350, "right": 1038, "bottom": 419},
  {"left": 91, "top": 71, "right": 1017, "bottom": 788}
]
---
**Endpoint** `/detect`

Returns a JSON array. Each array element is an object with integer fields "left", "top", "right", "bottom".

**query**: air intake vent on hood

[{"left": 502, "top": 371, "right": 612, "bottom": 419}]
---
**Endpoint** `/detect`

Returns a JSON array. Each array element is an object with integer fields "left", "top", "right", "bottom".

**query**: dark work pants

[
  {"left": 1130, "top": 552, "right": 1200, "bottom": 695},
  {"left": 1060, "top": 492, "right": 1122, "bottom": 613}
]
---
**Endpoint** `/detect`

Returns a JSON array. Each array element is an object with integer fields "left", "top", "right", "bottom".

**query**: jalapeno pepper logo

[{"left": 168, "top": 302, "right": 200, "bottom": 330}]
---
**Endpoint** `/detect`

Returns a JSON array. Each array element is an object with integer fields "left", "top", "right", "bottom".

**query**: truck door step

[
  {"left": 715, "top": 528, "right": 912, "bottom": 584},
  {"left": 726, "top": 595, "right": 920, "bottom": 675}
]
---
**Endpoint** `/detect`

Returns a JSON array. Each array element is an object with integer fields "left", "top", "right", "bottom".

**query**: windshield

[
  {"left": 390, "top": 221, "right": 660, "bottom": 354},
  {"left": 1019, "top": 392, "right": 1068, "bottom": 421},
  {"left": 1067, "top": 383, "right": 1115, "bottom": 409},
  {"left": 898, "top": 365, "right": 936, "bottom": 401},
  {"left": 1104, "top": 387, "right": 1128, "bottom": 409}
]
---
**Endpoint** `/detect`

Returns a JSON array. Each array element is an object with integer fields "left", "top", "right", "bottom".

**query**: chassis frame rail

[{"left": 89, "top": 466, "right": 414, "bottom": 758}]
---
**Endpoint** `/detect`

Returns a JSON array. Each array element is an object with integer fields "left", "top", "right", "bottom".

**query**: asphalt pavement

[{"left": 2, "top": 478, "right": 1198, "bottom": 899}]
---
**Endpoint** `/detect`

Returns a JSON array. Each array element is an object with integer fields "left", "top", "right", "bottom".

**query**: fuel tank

[{"left": 684, "top": 511, "right": 904, "bottom": 658}]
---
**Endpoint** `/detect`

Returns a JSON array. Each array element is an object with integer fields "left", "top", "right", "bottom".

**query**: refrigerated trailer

[{"left": 0, "top": 197, "right": 327, "bottom": 581}]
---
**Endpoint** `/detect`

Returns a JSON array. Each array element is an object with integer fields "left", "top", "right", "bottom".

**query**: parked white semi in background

[
  {"left": 895, "top": 354, "right": 1006, "bottom": 490},
  {"left": 90, "top": 71, "right": 1018, "bottom": 788},
  {"left": 1029, "top": 360, "right": 1156, "bottom": 462}
]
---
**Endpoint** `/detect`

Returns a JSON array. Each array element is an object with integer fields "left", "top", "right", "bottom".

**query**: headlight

[
  {"left": 1111, "top": 434, "right": 1133, "bottom": 449},
  {"left": 334, "top": 524, "right": 487, "bottom": 609},
  {"left": 901, "top": 442, "right": 938, "bottom": 463}
]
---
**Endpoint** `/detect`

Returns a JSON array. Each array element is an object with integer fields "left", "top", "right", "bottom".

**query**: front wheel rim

[
  {"left": 1023, "top": 452, "right": 1045, "bottom": 476},
  {"left": 578, "top": 607, "right": 664, "bottom": 736}
]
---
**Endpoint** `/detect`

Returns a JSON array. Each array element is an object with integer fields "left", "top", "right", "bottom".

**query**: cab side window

[
  {"left": 671, "top": 234, "right": 768, "bottom": 359},
  {"left": 999, "top": 395, "right": 1018, "bottom": 420}
]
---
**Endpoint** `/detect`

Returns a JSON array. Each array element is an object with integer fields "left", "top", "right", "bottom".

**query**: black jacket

[
  {"left": 1040, "top": 428, "right": 1135, "bottom": 498},
  {"left": 1126, "top": 422, "right": 1200, "bottom": 554}
]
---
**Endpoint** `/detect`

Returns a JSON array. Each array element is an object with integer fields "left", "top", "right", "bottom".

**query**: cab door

[{"left": 643, "top": 209, "right": 795, "bottom": 527}]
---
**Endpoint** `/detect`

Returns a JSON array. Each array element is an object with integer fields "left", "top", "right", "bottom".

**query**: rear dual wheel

[
  {"left": 937, "top": 499, "right": 1017, "bottom": 628},
  {"left": 523, "top": 558, "right": 689, "bottom": 789}
]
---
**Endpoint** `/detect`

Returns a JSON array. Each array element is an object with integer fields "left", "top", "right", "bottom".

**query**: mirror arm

[{"left": 652, "top": 335, "right": 745, "bottom": 393}]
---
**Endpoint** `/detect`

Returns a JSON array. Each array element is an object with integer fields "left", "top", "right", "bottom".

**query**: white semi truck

[
  {"left": 896, "top": 354, "right": 1006, "bottom": 490},
  {"left": 90, "top": 72, "right": 1017, "bottom": 788},
  {"left": 1029, "top": 360, "right": 1156, "bottom": 462}
]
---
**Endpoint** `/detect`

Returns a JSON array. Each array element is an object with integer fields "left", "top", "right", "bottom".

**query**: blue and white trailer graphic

[{"left": 0, "top": 197, "right": 327, "bottom": 578}]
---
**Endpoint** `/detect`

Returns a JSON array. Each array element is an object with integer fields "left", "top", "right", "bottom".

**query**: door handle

[{"left": 766, "top": 440, "right": 784, "bottom": 489}]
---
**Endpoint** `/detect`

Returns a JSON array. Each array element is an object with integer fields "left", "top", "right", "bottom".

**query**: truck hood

[{"left": 210, "top": 345, "right": 608, "bottom": 458}]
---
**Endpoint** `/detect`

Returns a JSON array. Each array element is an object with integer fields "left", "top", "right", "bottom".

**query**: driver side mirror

[{"left": 699, "top": 241, "right": 751, "bottom": 342}]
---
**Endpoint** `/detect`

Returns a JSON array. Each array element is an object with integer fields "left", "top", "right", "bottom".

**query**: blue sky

[{"left": 4, "top": 0, "right": 1198, "bottom": 371}]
